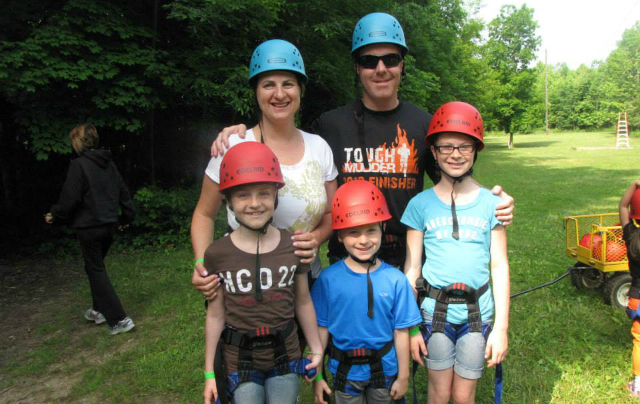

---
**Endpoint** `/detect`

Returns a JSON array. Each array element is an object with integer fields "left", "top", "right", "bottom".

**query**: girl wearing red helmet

[
  {"left": 311, "top": 180, "right": 422, "bottom": 404},
  {"left": 402, "top": 102, "right": 510, "bottom": 404},
  {"left": 619, "top": 180, "right": 640, "bottom": 397},
  {"left": 202, "top": 142, "right": 323, "bottom": 404}
]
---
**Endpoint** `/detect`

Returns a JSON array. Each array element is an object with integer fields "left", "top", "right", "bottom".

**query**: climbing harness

[
  {"left": 324, "top": 335, "right": 406, "bottom": 403},
  {"left": 214, "top": 319, "right": 316, "bottom": 403},
  {"left": 626, "top": 287, "right": 640, "bottom": 320},
  {"left": 415, "top": 278, "right": 488, "bottom": 333},
  {"left": 328, "top": 335, "right": 394, "bottom": 392},
  {"left": 221, "top": 320, "right": 296, "bottom": 384},
  {"left": 412, "top": 277, "right": 502, "bottom": 404}
]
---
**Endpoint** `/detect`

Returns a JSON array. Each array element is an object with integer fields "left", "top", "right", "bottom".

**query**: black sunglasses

[{"left": 356, "top": 53, "right": 403, "bottom": 69}]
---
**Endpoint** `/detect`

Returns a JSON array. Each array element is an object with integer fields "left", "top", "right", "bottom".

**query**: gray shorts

[
  {"left": 334, "top": 379, "right": 393, "bottom": 404},
  {"left": 422, "top": 313, "right": 491, "bottom": 380}
]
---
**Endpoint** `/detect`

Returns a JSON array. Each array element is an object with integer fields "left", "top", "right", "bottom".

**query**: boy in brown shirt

[{"left": 202, "top": 142, "right": 323, "bottom": 404}]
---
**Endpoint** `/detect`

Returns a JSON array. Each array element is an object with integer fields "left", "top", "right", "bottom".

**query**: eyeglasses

[
  {"left": 356, "top": 53, "right": 403, "bottom": 69},
  {"left": 434, "top": 144, "right": 476, "bottom": 155}
]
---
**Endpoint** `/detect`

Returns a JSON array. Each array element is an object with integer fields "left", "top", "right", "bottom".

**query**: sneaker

[
  {"left": 84, "top": 309, "right": 106, "bottom": 325},
  {"left": 628, "top": 381, "right": 640, "bottom": 398},
  {"left": 109, "top": 317, "right": 135, "bottom": 335}
]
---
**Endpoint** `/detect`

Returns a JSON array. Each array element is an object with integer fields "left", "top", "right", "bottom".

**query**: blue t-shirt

[
  {"left": 401, "top": 187, "right": 501, "bottom": 324},
  {"left": 311, "top": 260, "right": 421, "bottom": 381}
]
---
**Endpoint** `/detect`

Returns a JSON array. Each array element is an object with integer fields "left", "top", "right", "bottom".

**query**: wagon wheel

[
  {"left": 603, "top": 272, "right": 632, "bottom": 308},
  {"left": 570, "top": 263, "right": 604, "bottom": 289}
]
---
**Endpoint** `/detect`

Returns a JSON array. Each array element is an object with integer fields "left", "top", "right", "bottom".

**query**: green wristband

[
  {"left": 409, "top": 326, "right": 421, "bottom": 336},
  {"left": 313, "top": 373, "right": 323, "bottom": 382},
  {"left": 204, "top": 371, "right": 215, "bottom": 380},
  {"left": 194, "top": 258, "right": 204, "bottom": 266}
]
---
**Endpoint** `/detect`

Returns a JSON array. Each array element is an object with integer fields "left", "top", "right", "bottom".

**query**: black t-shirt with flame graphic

[{"left": 316, "top": 100, "right": 435, "bottom": 260}]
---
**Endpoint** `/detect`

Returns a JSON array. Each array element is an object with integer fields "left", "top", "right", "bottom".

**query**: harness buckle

[{"left": 416, "top": 277, "right": 428, "bottom": 294}]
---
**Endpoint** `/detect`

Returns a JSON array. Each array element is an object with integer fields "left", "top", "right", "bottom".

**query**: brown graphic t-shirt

[{"left": 204, "top": 229, "right": 310, "bottom": 373}]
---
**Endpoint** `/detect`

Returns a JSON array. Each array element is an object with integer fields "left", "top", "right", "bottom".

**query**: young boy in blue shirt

[{"left": 311, "top": 180, "right": 422, "bottom": 404}]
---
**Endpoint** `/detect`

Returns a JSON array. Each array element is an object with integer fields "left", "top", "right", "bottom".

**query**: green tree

[
  {"left": 482, "top": 4, "right": 540, "bottom": 146},
  {"left": 0, "top": 0, "right": 173, "bottom": 160},
  {"left": 600, "top": 22, "right": 640, "bottom": 129},
  {"left": 164, "top": 0, "right": 485, "bottom": 126}
]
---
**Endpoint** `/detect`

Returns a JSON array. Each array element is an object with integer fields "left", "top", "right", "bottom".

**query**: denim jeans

[
  {"left": 421, "top": 312, "right": 490, "bottom": 379},
  {"left": 232, "top": 372, "right": 300, "bottom": 404}
]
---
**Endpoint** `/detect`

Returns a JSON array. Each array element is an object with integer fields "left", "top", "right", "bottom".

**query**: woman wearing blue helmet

[{"left": 191, "top": 39, "right": 338, "bottom": 297}]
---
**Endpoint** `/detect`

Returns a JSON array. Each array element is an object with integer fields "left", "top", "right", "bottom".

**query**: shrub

[
  {"left": 123, "top": 185, "right": 230, "bottom": 250},
  {"left": 125, "top": 185, "right": 200, "bottom": 249}
]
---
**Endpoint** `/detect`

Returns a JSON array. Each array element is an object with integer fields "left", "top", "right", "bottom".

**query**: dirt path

[
  {"left": 0, "top": 256, "right": 102, "bottom": 404},
  {"left": 0, "top": 255, "right": 175, "bottom": 404}
]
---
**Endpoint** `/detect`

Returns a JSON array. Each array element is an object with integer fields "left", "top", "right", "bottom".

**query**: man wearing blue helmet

[
  {"left": 318, "top": 12, "right": 513, "bottom": 268},
  {"left": 208, "top": 12, "right": 514, "bottom": 273},
  {"left": 318, "top": 12, "right": 434, "bottom": 267}
]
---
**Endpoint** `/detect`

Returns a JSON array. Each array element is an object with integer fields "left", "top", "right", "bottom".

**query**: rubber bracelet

[
  {"left": 307, "top": 351, "right": 323, "bottom": 356},
  {"left": 194, "top": 258, "right": 204, "bottom": 265},
  {"left": 204, "top": 371, "right": 215, "bottom": 380},
  {"left": 409, "top": 326, "right": 421, "bottom": 336},
  {"left": 313, "top": 373, "right": 323, "bottom": 382}
]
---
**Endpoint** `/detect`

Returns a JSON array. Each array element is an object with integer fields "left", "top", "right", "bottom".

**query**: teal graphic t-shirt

[{"left": 401, "top": 187, "right": 502, "bottom": 324}]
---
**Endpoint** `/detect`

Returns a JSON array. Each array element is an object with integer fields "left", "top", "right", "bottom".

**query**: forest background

[{"left": 1, "top": 0, "right": 639, "bottom": 251}]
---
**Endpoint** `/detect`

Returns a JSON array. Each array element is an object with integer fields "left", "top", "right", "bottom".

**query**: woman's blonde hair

[{"left": 69, "top": 124, "right": 99, "bottom": 154}]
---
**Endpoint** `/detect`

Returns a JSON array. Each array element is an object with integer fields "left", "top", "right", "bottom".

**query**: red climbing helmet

[
  {"left": 426, "top": 101, "right": 485, "bottom": 151},
  {"left": 331, "top": 180, "right": 392, "bottom": 230},
  {"left": 631, "top": 187, "right": 640, "bottom": 219},
  {"left": 218, "top": 142, "right": 285, "bottom": 191}
]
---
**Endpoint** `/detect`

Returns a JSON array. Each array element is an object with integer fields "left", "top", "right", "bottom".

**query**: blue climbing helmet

[
  {"left": 248, "top": 39, "right": 308, "bottom": 85},
  {"left": 351, "top": 12, "right": 408, "bottom": 55}
]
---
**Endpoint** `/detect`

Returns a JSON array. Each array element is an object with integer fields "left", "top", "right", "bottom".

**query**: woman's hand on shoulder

[
  {"left": 211, "top": 124, "right": 247, "bottom": 157},
  {"left": 192, "top": 264, "right": 221, "bottom": 300},
  {"left": 492, "top": 185, "right": 514, "bottom": 226},
  {"left": 292, "top": 230, "right": 319, "bottom": 264}
]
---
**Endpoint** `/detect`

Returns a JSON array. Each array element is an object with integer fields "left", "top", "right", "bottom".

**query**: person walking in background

[
  {"left": 45, "top": 123, "right": 136, "bottom": 335},
  {"left": 620, "top": 180, "right": 640, "bottom": 397}
]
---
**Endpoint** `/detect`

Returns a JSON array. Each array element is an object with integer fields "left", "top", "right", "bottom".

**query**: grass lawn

[{"left": 3, "top": 131, "right": 640, "bottom": 403}]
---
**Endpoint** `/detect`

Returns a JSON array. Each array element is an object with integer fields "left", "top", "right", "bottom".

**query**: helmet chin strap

[
  {"left": 232, "top": 200, "right": 274, "bottom": 302},
  {"left": 348, "top": 252, "right": 377, "bottom": 319},
  {"left": 348, "top": 221, "right": 385, "bottom": 318},
  {"left": 437, "top": 164, "right": 473, "bottom": 241}
]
